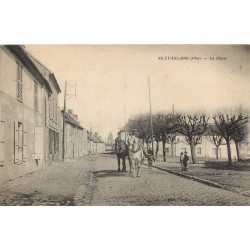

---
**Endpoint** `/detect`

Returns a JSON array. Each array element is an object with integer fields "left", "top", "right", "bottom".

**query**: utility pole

[
  {"left": 148, "top": 76, "right": 154, "bottom": 155},
  {"left": 62, "top": 81, "right": 67, "bottom": 161}
]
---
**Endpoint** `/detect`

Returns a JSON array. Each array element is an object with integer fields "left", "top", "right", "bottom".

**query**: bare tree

[
  {"left": 176, "top": 113, "right": 208, "bottom": 163},
  {"left": 213, "top": 107, "right": 249, "bottom": 165},
  {"left": 166, "top": 133, "right": 179, "bottom": 157},
  {"left": 231, "top": 123, "right": 249, "bottom": 161},
  {"left": 206, "top": 125, "right": 224, "bottom": 159},
  {"left": 161, "top": 114, "right": 178, "bottom": 162}
]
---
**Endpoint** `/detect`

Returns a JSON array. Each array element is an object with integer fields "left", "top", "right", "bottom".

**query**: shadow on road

[{"left": 92, "top": 170, "right": 129, "bottom": 178}]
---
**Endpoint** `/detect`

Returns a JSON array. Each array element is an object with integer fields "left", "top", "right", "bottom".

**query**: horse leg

[
  {"left": 133, "top": 160, "right": 136, "bottom": 178},
  {"left": 117, "top": 157, "right": 121, "bottom": 172},
  {"left": 128, "top": 157, "right": 132, "bottom": 174},
  {"left": 122, "top": 157, "right": 126, "bottom": 172},
  {"left": 137, "top": 160, "right": 141, "bottom": 177}
]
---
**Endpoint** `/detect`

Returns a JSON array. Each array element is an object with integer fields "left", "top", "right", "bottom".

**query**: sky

[{"left": 25, "top": 45, "right": 250, "bottom": 140}]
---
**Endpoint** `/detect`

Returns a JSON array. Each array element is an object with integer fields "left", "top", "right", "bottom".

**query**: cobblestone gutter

[{"left": 153, "top": 166, "right": 224, "bottom": 189}]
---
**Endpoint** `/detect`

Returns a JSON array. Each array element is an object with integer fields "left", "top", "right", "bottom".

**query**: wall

[{"left": 0, "top": 47, "right": 48, "bottom": 184}]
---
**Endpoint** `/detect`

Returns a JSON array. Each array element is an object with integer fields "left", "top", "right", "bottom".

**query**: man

[
  {"left": 183, "top": 152, "right": 189, "bottom": 171},
  {"left": 180, "top": 152, "right": 184, "bottom": 171},
  {"left": 115, "top": 131, "right": 123, "bottom": 153}
]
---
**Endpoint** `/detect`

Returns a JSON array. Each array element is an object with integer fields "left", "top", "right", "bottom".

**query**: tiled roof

[
  {"left": 64, "top": 111, "right": 83, "bottom": 129},
  {"left": 27, "top": 51, "right": 61, "bottom": 93},
  {"left": 88, "top": 134, "right": 100, "bottom": 143}
]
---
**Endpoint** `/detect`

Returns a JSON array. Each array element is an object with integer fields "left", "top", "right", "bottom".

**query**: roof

[
  {"left": 63, "top": 111, "right": 83, "bottom": 129},
  {"left": 88, "top": 134, "right": 105, "bottom": 143},
  {"left": 26, "top": 50, "right": 61, "bottom": 93},
  {"left": 5, "top": 45, "right": 53, "bottom": 94},
  {"left": 88, "top": 134, "right": 100, "bottom": 143}
]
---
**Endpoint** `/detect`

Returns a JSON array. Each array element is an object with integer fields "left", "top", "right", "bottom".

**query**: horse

[
  {"left": 114, "top": 140, "right": 129, "bottom": 172},
  {"left": 127, "top": 139, "right": 144, "bottom": 177}
]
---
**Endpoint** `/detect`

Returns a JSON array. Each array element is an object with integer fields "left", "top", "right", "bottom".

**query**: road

[{"left": 0, "top": 153, "right": 250, "bottom": 205}]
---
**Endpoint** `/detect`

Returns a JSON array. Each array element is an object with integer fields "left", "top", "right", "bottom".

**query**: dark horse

[{"left": 115, "top": 140, "right": 129, "bottom": 172}]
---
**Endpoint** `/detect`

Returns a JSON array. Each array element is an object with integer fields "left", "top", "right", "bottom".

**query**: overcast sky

[{"left": 25, "top": 45, "right": 250, "bottom": 140}]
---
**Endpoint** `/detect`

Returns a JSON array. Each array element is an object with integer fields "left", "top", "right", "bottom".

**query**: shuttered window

[
  {"left": 17, "top": 62, "right": 23, "bottom": 101},
  {"left": 14, "top": 121, "right": 26, "bottom": 164}
]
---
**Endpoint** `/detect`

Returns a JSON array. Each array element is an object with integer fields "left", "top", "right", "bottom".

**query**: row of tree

[{"left": 124, "top": 107, "right": 249, "bottom": 165}]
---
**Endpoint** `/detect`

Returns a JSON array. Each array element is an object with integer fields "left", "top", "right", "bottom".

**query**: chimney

[
  {"left": 68, "top": 109, "right": 73, "bottom": 115},
  {"left": 94, "top": 132, "right": 98, "bottom": 137},
  {"left": 73, "top": 114, "right": 78, "bottom": 120}
]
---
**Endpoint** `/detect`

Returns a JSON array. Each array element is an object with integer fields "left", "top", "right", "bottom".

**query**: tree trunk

[
  {"left": 155, "top": 140, "right": 159, "bottom": 160},
  {"left": 226, "top": 139, "right": 232, "bottom": 166},
  {"left": 235, "top": 142, "right": 241, "bottom": 161},
  {"left": 216, "top": 146, "right": 219, "bottom": 159},
  {"left": 190, "top": 140, "right": 196, "bottom": 164},
  {"left": 162, "top": 140, "right": 166, "bottom": 162},
  {"left": 171, "top": 143, "right": 174, "bottom": 157}
]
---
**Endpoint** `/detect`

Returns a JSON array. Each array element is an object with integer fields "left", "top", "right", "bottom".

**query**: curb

[{"left": 153, "top": 166, "right": 224, "bottom": 189}]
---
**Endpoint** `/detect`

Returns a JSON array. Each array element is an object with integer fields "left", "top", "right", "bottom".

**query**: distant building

[
  {"left": 106, "top": 131, "right": 114, "bottom": 151},
  {"left": 60, "top": 109, "right": 89, "bottom": 159},
  {"left": 118, "top": 126, "right": 249, "bottom": 160},
  {"left": 0, "top": 45, "right": 61, "bottom": 184},
  {"left": 88, "top": 132, "right": 106, "bottom": 153}
]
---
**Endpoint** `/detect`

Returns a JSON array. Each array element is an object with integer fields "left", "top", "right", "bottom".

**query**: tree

[
  {"left": 231, "top": 123, "right": 249, "bottom": 161},
  {"left": 213, "top": 108, "right": 249, "bottom": 165},
  {"left": 176, "top": 113, "right": 208, "bottom": 163},
  {"left": 206, "top": 125, "right": 224, "bottom": 159},
  {"left": 125, "top": 113, "right": 152, "bottom": 146},
  {"left": 153, "top": 113, "right": 177, "bottom": 162},
  {"left": 166, "top": 133, "right": 179, "bottom": 157}
]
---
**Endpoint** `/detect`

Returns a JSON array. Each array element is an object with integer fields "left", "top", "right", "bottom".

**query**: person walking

[
  {"left": 183, "top": 152, "right": 189, "bottom": 171},
  {"left": 180, "top": 152, "right": 184, "bottom": 171}
]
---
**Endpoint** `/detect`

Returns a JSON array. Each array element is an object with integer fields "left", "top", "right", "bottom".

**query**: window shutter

[
  {"left": 14, "top": 121, "right": 19, "bottom": 163},
  {"left": 22, "top": 123, "right": 27, "bottom": 162},
  {"left": 0, "top": 120, "right": 5, "bottom": 164}
]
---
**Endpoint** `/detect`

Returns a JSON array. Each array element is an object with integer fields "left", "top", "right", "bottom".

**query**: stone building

[
  {"left": 60, "top": 109, "right": 89, "bottom": 159},
  {"left": 0, "top": 45, "right": 61, "bottom": 184}
]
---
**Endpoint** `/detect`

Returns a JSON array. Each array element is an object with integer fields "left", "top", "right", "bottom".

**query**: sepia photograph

[
  {"left": 0, "top": 44, "right": 250, "bottom": 206},
  {"left": 1, "top": 1, "right": 250, "bottom": 250}
]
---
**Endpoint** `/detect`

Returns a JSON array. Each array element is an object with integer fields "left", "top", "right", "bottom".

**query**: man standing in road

[
  {"left": 183, "top": 152, "right": 189, "bottom": 171},
  {"left": 180, "top": 152, "right": 184, "bottom": 171}
]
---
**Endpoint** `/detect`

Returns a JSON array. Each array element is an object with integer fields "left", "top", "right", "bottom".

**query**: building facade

[
  {"left": 118, "top": 130, "right": 249, "bottom": 160},
  {"left": 60, "top": 109, "right": 89, "bottom": 159},
  {"left": 0, "top": 45, "right": 61, "bottom": 184}
]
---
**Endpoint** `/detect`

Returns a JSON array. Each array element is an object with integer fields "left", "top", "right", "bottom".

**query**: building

[
  {"left": 60, "top": 109, "right": 89, "bottom": 159},
  {"left": 0, "top": 45, "right": 61, "bottom": 184},
  {"left": 106, "top": 131, "right": 114, "bottom": 151},
  {"left": 27, "top": 50, "right": 61, "bottom": 161},
  {"left": 118, "top": 128, "right": 249, "bottom": 160},
  {"left": 88, "top": 132, "right": 106, "bottom": 153}
]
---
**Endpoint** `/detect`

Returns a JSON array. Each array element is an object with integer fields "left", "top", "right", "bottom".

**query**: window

[
  {"left": 14, "top": 122, "right": 26, "bottom": 164},
  {"left": 197, "top": 148, "right": 202, "bottom": 155},
  {"left": 34, "top": 81, "right": 38, "bottom": 111},
  {"left": 17, "top": 62, "right": 23, "bottom": 101},
  {"left": 165, "top": 147, "right": 170, "bottom": 154},
  {"left": 182, "top": 148, "right": 187, "bottom": 153}
]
